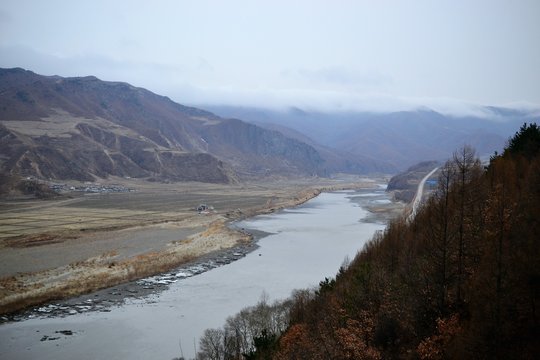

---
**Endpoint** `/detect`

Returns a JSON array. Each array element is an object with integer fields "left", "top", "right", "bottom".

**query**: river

[{"left": 0, "top": 188, "right": 389, "bottom": 360}]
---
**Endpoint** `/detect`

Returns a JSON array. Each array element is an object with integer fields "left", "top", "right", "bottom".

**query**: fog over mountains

[
  {"left": 0, "top": 68, "right": 391, "bottom": 184},
  {"left": 204, "top": 105, "right": 537, "bottom": 170},
  {"left": 1, "top": 68, "right": 537, "bottom": 186}
]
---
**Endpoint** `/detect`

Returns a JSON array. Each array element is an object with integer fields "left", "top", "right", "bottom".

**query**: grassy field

[
  {"left": 0, "top": 182, "right": 278, "bottom": 240},
  {"left": 0, "top": 177, "right": 380, "bottom": 314}
]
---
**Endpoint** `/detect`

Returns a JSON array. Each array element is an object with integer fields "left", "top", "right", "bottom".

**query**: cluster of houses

[{"left": 49, "top": 183, "right": 134, "bottom": 194}]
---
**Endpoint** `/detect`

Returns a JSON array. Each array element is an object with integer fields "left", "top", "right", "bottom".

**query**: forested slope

[
  {"left": 195, "top": 124, "right": 539, "bottom": 360},
  {"left": 194, "top": 124, "right": 540, "bottom": 360},
  {"left": 268, "top": 123, "right": 540, "bottom": 359}
]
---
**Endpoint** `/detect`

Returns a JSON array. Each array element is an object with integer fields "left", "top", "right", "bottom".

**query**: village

[{"left": 48, "top": 182, "right": 135, "bottom": 194}]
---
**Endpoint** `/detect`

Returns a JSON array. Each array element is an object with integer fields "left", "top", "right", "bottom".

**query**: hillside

[
  {"left": 387, "top": 160, "right": 440, "bottom": 202},
  {"left": 194, "top": 124, "right": 540, "bottom": 359},
  {"left": 270, "top": 124, "right": 540, "bottom": 359},
  {"left": 0, "top": 68, "right": 336, "bottom": 185},
  {"left": 205, "top": 105, "right": 536, "bottom": 170},
  {"left": 246, "top": 121, "right": 395, "bottom": 174}
]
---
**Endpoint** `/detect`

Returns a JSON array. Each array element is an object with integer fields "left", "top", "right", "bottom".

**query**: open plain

[{"left": 0, "top": 177, "right": 386, "bottom": 315}]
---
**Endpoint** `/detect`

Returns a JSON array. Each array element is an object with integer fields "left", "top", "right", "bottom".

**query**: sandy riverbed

[{"left": 0, "top": 177, "right": 383, "bottom": 315}]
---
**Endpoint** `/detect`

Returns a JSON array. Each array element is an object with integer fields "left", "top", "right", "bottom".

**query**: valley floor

[{"left": 0, "top": 176, "right": 389, "bottom": 315}]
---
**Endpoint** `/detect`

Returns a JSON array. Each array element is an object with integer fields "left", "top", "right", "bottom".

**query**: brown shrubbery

[
  {"left": 277, "top": 124, "right": 539, "bottom": 359},
  {"left": 222, "top": 124, "right": 539, "bottom": 360}
]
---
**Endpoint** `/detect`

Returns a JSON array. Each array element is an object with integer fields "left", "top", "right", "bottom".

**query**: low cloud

[
  {"left": 182, "top": 86, "right": 538, "bottom": 119},
  {"left": 2, "top": 46, "right": 538, "bottom": 119}
]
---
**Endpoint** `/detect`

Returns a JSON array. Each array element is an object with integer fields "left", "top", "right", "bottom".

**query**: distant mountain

[
  {"left": 204, "top": 105, "right": 536, "bottom": 170},
  {"left": 243, "top": 121, "right": 395, "bottom": 174},
  {"left": 0, "top": 68, "right": 350, "bottom": 183}
]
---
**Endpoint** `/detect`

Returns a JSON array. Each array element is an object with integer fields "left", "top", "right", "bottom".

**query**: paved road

[{"left": 407, "top": 167, "right": 439, "bottom": 222}]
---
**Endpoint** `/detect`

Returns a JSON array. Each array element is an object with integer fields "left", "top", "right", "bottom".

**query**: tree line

[{"left": 195, "top": 123, "right": 540, "bottom": 359}]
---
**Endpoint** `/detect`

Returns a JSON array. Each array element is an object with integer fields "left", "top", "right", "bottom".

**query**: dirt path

[{"left": 407, "top": 167, "right": 439, "bottom": 222}]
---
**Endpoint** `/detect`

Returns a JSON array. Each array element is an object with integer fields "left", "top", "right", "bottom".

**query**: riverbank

[
  {"left": 0, "top": 189, "right": 392, "bottom": 360},
  {"left": 0, "top": 178, "right": 379, "bottom": 316},
  {"left": 1, "top": 228, "right": 271, "bottom": 323}
]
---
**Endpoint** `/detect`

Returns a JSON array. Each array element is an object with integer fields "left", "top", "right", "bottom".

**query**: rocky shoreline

[
  {"left": 1, "top": 228, "right": 270, "bottom": 324},
  {"left": 0, "top": 183, "right": 378, "bottom": 321}
]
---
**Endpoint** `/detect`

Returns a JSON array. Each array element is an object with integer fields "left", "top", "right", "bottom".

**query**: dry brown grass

[
  {"left": 2, "top": 233, "right": 76, "bottom": 248},
  {"left": 0, "top": 221, "right": 250, "bottom": 315},
  {"left": 0, "top": 178, "right": 381, "bottom": 315}
]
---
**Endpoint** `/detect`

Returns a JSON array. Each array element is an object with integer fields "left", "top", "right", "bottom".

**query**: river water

[{"left": 0, "top": 189, "right": 389, "bottom": 360}]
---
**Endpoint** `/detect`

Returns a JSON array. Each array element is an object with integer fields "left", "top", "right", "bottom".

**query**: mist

[{"left": 1, "top": 0, "right": 539, "bottom": 116}]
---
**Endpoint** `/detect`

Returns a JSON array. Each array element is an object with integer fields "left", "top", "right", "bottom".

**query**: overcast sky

[{"left": 1, "top": 0, "right": 539, "bottom": 114}]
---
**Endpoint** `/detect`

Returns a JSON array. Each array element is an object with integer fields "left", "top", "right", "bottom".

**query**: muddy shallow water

[{"left": 0, "top": 188, "right": 391, "bottom": 360}]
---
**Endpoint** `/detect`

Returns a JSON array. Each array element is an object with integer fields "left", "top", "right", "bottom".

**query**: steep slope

[
  {"left": 232, "top": 124, "right": 540, "bottom": 360},
  {"left": 0, "top": 68, "right": 326, "bottom": 182},
  {"left": 205, "top": 106, "right": 397, "bottom": 173},
  {"left": 197, "top": 118, "right": 323, "bottom": 177},
  {"left": 247, "top": 121, "right": 396, "bottom": 174},
  {"left": 205, "top": 105, "right": 535, "bottom": 170}
]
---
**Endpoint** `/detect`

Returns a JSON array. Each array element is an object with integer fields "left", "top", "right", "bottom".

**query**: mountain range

[
  {"left": 204, "top": 105, "right": 537, "bottom": 170},
  {"left": 1, "top": 68, "right": 537, "bottom": 186},
  {"left": 1, "top": 68, "right": 382, "bottom": 184}
]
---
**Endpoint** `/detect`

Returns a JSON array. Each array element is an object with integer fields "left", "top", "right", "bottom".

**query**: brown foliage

[
  {"left": 270, "top": 134, "right": 540, "bottom": 360},
  {"left": 417, "top": 314, "right": 461, "bottom": 360}
]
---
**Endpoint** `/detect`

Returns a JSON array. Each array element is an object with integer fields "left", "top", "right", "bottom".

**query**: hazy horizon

[{"left": 1, "top": 0, "right": 539, "bottom": 116}]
